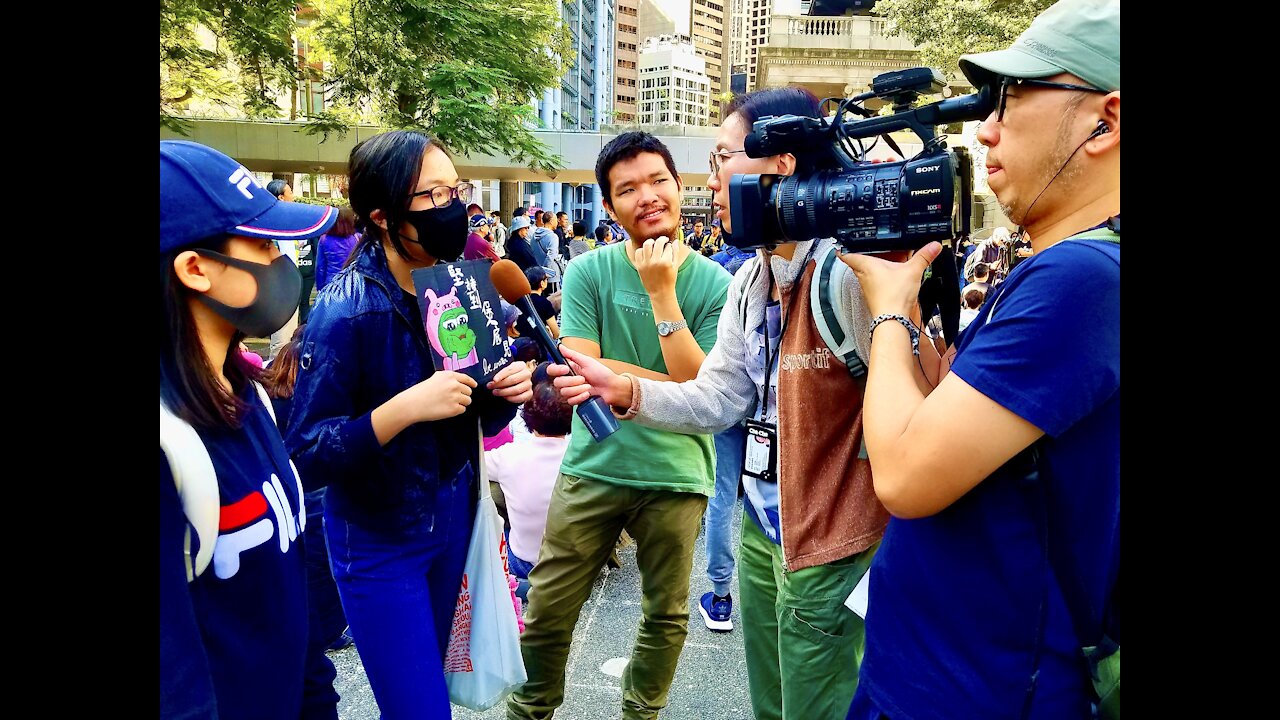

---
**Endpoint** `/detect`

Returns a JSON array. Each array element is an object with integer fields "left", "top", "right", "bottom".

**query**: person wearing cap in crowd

[
  {"left": 283, "top": 130, "right": 533, "bottom": 718},
  {"left": 160, "top": 140, "right": 338, "bottom": 719},
  {"left": 842, "top": 1, "right": 1119, "bottom": 717},
  {"left": 465, "top": 211, "right": 501, "bottom": 262},
  {"left": 506, "top": 214, "right": 540, "bottom": 272}
]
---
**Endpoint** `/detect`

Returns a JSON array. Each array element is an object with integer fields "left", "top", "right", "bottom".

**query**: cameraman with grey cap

[{"left": 841, "top": 0, "right": 1120, "bottom": 718}]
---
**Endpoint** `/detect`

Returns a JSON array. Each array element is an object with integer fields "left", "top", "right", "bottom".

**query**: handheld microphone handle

[
  {"left": 512, "top": 293, "right": 619, "bottom": 442},
  {"left": 513, "top": 294, "right": 568, "bottom": 366}
]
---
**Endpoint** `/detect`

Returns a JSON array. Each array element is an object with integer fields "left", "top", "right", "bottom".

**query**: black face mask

[
  {"left": 195, "top": 251, "right": 302, "bottom": 338},
  {"left": 400, "top": 201, "right": 468, "bottom": 262}
]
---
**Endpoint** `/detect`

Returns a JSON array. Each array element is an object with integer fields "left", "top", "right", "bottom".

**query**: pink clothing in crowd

[
  {"left": 239, "top": 348, "right": 265, "bottom": 369},
  {"left": 483, "top": 425, "right": 514, "bottom": 452},
  {"left": 484, "top": 434, "right": 569, "bottom": 564}
]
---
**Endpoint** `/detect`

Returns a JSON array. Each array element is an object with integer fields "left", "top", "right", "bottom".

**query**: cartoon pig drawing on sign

[{"left": 424, "top": 287, "right": 479, "bottom": 371}]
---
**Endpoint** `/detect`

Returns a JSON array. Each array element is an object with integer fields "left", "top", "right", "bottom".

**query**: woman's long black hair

[{"left": 160, "top": 235, "right": 264, "bottom": 429}]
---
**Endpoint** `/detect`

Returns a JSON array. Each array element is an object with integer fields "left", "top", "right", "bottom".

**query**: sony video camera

[{"left": 727, "top": 67, "right": 995, "bottom": 254}]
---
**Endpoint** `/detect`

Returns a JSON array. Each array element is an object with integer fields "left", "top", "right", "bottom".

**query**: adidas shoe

[{"left": 698, "top": 591, "right": 733, "bottom": 632}]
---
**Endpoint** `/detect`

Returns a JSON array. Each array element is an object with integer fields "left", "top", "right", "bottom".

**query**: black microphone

[{"left": 489, "top": 260, "right": 619, "bottom": 442}]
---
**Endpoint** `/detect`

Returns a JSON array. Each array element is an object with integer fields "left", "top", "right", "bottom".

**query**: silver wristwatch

[{"left": 656, "top": 320, "right": 688, "bottom": 337}]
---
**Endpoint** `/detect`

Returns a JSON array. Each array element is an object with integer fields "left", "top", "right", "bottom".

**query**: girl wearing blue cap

[
  {"left": 286, "top": 130, "right": 533, "bottom": 718},
  {"left": 159, "top": 140, "right": 338, "bottom": 719}
]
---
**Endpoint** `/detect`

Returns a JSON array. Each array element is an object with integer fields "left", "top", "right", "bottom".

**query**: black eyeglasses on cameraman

[{"left": 996, "top": 77, "right": 1108, "bottom": 122}]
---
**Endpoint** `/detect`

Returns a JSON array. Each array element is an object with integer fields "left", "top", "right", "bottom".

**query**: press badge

[{"left": 743, "top": 419, "right": 778, "bottom": 483}]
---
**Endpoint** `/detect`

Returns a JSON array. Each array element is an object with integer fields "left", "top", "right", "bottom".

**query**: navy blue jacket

[{"left": 285, "top": 241, "right": 517, "bottom": 530}]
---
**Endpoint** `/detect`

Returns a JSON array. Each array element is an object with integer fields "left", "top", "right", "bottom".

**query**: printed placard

[{"left": 412, "top": 260, "right": 512, "bottom": 384}]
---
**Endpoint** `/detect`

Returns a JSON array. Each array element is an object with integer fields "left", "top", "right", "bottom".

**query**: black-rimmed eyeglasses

[
  {"left": 407, "top": 181, "right": 476, "bottom": 209},
  {"left": 997, "top": 77, "right": 1108, "bottom": 122},
  {"left": 709, "top": 149, "right": 748, "bottom": 174}
]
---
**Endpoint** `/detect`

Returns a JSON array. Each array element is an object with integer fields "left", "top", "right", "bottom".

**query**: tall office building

[
  {"left": 558, "top": 0, "right": 604, "bottom": 130},
  {"left": 729, "top": 0, "right": 749, "bottom": 78},
  {"left": 614, "top": 0, "right": 640, "bottom": 122},
  {"left": 690, "top": 0, "right": 726, "bottom": 122},
  {"left": 634, "top": 0, "right": 725, "bottom": 123},
  {"left": 637, "top": 34, "right": 711, "bottom": 127}
]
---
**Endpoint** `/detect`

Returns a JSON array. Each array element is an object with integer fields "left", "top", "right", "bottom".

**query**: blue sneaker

[{"left": 698, "top": 591, "right": 733, "bottom": 632}]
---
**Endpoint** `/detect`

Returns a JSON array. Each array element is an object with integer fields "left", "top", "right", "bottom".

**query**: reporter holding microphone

[{"left": 285, "top": 130, "right": 532, "bottom": 718}]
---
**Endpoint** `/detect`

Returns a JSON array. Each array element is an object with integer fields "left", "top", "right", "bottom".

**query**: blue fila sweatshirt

[{"left": 160, "top": 386, "right": 308, "bottom": 719}]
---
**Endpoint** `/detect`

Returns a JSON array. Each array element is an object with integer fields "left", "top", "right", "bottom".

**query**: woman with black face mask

[
  {"left": 285, "top": 130, "right": 533, "bottom": 718},
  {"left": 160, "top": 140, "right": 338, "bottom": 719}
]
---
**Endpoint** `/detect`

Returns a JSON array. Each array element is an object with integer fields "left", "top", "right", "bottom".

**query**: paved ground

[{"left": 330, "top": 507, "right": 752, "bottom": 720}]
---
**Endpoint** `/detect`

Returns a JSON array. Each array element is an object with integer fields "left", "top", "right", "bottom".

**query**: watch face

[{"left": 657, "top": 321, "right": 672, "bottom": 336}]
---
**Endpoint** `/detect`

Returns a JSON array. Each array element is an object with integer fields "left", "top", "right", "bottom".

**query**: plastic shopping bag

[{"left": 444, "top": 432, "right": 527, "bottom": 710}]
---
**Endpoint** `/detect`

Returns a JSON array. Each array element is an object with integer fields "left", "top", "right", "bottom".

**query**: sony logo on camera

[{"left": 915, "top": 166, "right": 940, "bottom": 173}]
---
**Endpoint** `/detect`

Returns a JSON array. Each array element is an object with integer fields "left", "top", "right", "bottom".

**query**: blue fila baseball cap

[{"left": 160, "top": 140, "right": 337, "bottom": 255}]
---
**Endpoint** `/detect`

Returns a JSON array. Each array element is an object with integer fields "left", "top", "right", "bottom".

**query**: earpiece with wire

[{"left": 1089, "top": 121, "right": 1110, "bottom": 139}]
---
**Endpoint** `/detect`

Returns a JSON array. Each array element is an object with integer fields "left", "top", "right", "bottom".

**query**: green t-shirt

[{"left": 559, "top": 242, "right": 731, "bottom": 496}]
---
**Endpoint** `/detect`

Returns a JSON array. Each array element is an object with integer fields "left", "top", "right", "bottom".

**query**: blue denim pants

[
  {"left": 706, "top": 423, "right": 746, "bottom": 596},
  {"left": 325, "top": 467, "right": 476, "bottom": 719}
]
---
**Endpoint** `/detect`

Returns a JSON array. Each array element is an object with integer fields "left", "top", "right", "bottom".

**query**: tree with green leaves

[
  {"left": 874, "top": 0, "right": 1055, "bottom": 79},
  {"left": 161, "top": 0, "right": 299, "bottom": 132},
  {"left": 160, "top": 0, "right": 570, "bottom": 173}
]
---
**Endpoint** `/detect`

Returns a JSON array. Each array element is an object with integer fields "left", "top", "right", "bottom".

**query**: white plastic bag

[{"left": 444, "top": 429, "right": 527, "bottom": 710}]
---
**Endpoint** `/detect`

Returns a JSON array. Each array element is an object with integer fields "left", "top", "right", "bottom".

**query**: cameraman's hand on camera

[
  {"left": 488, "top": 361, "right": 533, "bottom": 405},
  {"left": 840, "top": 242, "right": 944, "bottom": 318},
  {"left": 548, "top": 346, "right": 632, "bottom": 407},
  {"left": 634, "top": 235, "right": 679, "bottom": 299}
]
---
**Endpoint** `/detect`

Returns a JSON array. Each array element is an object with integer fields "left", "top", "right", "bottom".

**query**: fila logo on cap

[{"left": 228, "top": 167, "right": 262, "bottom": 200}]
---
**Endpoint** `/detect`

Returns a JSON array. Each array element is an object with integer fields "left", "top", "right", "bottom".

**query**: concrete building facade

[{"left": 638, "top": 35, "right": 711, "bottom": 127}]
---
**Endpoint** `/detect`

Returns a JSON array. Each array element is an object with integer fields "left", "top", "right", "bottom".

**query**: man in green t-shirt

[{"left": 508, "top": 132, "right": 731, "bottom": 720}]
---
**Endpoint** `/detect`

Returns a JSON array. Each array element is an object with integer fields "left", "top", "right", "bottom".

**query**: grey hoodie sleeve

[{"left": 630, "top": 266, "right": 758, "bottom": 435}]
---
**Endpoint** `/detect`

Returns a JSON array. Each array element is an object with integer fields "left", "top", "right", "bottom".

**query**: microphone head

[{"left": 490, "top": 259, "right": 533, "bottom": 304}]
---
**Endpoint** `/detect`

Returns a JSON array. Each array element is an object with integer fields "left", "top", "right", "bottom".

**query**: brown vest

[{"left": 775, "top": 260, "right": 889, "bottom": 571}]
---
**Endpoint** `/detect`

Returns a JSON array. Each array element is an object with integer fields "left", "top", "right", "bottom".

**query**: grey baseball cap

[{"left": 960, "top": 0, "right": 1120, "bottom": 93}]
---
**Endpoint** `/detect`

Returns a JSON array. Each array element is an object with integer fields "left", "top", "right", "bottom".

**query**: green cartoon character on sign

[{"left": 424, "top": 287, "right": 479, "bottom": 370}]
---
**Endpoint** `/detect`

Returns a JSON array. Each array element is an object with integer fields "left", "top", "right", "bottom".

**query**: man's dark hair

[
  {"left": 522, "top": 379, "right": 573, "bottom": 437},
  {"left": 723, "top": 86, "right": 822, "bottom": 132},
  {"left": 556, "top": 211, "right": 567, "bottom": 220},
  {"left": 525, "top": 266, "right": 549, "bottom": 289},
  {"left": 974, "top": 262, "right": 990, "bottom": 278},
  {"left": 266, "top": 179, "right": 289, "bottom": 199},
  {"left": 513, "top": 207, "right": 527, "bottom": 217},
  {"left": 511, "top": 337, "right": 544, "bottom": 363},
  {"left": 963, "top": 288, "right": 985, "bottom": 309},
  {"left": 572, "top": 221, "right": 587, "bottom": 237},
  {"left": 595, "top": 131, "right": 679, "bottom": 203}
]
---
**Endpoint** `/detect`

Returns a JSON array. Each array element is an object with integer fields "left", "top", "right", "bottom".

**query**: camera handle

[{"left": 920, "top": 244, "right": 961, "bottom": 349}]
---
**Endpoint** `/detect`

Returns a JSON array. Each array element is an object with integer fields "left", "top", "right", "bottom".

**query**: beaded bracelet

[{"left": 869, "top": 313, "right": 921, "bottom": 356}]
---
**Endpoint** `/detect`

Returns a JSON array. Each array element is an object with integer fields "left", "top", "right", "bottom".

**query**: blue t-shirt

[
  {"left": 855, "top": 238, "right": 1119, "bottom": 720},
  {"left": 160, "top": 387, "right": 309, "bottom": 720}
]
